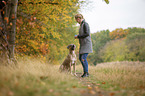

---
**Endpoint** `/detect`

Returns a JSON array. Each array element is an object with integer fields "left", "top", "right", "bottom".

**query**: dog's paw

[{"left": 73, "top": 73, "right": 77, "bottom": 76}]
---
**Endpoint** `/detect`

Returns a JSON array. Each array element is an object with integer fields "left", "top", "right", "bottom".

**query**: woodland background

[
  {"left": 1, "top": 0, "right": 145, "bottom": 65},
  {"left": 16, "top": 0, "right": 145, "bottom": 65}
]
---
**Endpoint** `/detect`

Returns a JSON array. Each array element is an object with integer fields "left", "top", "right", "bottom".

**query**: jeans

[{"left": 79, "top": 53, "right": 89, "bottom": 73}]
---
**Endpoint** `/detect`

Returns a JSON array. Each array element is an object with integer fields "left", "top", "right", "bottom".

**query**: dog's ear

[
  {"left": 67, "top": 44, "right": 76, "bottom": 49},
  {"left": 73, "top": 44, "right": 76, "bottom": 48},
  {"left": 67, "top": 45, "right": 70, "bottom": 49}
]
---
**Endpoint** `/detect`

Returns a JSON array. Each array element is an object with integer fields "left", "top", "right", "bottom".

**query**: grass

[
  {"left": 0, "top": 57, "right": 83, "bottom": 96},
  {"left": 88, "top": 61, "right": 145, "bottom": 96},
  {"left": 0, "top": 58, "right": 145, "bottom": 96}
]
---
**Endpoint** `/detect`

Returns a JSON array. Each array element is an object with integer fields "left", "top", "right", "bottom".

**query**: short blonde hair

[{"left": 75, "top": 14, "right": 84, "bottom": 19}]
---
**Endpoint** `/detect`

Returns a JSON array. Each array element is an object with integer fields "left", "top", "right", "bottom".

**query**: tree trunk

[
  {"left": 0, "top": 0, "right": 18, "bottom": 65},
  {"left": 9, "top": 0, "right": 18, "bottom": 59}
]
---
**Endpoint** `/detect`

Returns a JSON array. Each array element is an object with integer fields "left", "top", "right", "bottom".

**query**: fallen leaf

[
  {"left": 94, "top": 86, "right": 100, "bottom": 91},
  {"left": 87, "top": 86, "right": 92, "bottom": 90},
  {"left": 65, "top": 88, "right": 70, "bottom": 91},
  {"left": 139, "top": 85, "right": 144, "bottom": 89},
  {"left": 4, "top": 77, "right": 8, "bottom": 81},
  {"left": 25, "top": 85, "right": 29, "bottom": 89},
  {"left": 96, "top": 84, "right": 101, "bottom": 86},
  {"left": 80, "top": 90, "right": 86, "bottom": 94},
  {"left": 102, "top": 82, "right": 106, "bottom": 84},
  {"left": 121, "top": 86, "right": 126, "bottom": 89},
  {"left": 49, "top": 89, "right": 54, "bottom": 92},
  {"left": 54, "top": 92, "right": 61, "bottom": 95},
  {"left": 98, "top": 90, "right": 101, "bottom": 93},
  {"left": 89, "top": 90, "right": 96, "bottom": 95},
  {"left": 109, "top": 92, "right": 115, "bottom": 96},
  {"left": 8, "top": 91, "right": 14, "bottom": 96},
  {"left": 15, "top": 82, "right": 19, "bottom": 86},
  {"left": 72, "top": 86, "right": 76, "bottom": 88},
  {"left": 99, "top": 94, "right": 104, "bottom": 96}
]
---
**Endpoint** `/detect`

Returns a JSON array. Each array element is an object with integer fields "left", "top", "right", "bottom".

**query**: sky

[{"left": 80, "top": 0, "right": 145, "bottom": 33}]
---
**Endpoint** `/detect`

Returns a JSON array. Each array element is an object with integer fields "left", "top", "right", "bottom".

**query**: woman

[{"left": 74, "top": 14, "right": 93, "bottom": 78}]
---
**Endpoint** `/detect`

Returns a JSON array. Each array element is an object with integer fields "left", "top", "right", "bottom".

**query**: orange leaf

[
  {"left": 11, "top": 14, "right": 15, "bottom": 19},
  {"left": 89, "top": 90, "right": 96, "bottom": 95},
  {"left": 72, "top": 86, "right": 76, "bottom": 88},
  {"left": 2, "top": 11, "right": 5, "bottom": 14},
  {"left": 25, "top": 85, "right": 29, "bottom": 89},
  {"left": 8, "top": 91, "right": 14, "bottom": 96},
  {"left": 80, "top": 90, "right": 86, "bottom": 94},
  {"left": 87, "top": 86, "right": 92, "bottom": 90},
  {"left": 102, "top": 82, "right": 106, "bottom": 84},
  {"left": 4, "top": 17, "right": 9, "bottom": 23},
  {"left": 10, "top": 22, "right": 13, "bottom": 26},
  {"left": 109, "top": 92, "right": 115, "bottom": 96},
  {"left": 0, "top": 27, "right": 2, "bottom": 30}
]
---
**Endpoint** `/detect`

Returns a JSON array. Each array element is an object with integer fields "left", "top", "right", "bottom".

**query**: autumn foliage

[
  {"left": 90, "top": 27, "right": 145, "bottom": 64},
  {"left": 15, "top": 0, "right": 81, "bottom": 62},
  {"left": 109, "top": 28, "right": 129, "bottom": 40}
]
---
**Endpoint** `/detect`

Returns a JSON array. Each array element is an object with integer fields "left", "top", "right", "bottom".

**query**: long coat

[{"left": 78, "top": 20, "right": 93, "bottom": 54}]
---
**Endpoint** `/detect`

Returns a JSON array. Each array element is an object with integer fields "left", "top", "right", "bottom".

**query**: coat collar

[{"left": 80, "top": 19, "right": 85, "bottom": 26}]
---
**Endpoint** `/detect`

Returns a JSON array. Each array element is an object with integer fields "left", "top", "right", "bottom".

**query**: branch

[{"left": 18, "top": 1, "right": 59, "bottom": 5}]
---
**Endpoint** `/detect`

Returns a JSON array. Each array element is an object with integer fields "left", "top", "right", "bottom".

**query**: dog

[{"left": 59, "top": 44, "right": 77, "bottom": 75}]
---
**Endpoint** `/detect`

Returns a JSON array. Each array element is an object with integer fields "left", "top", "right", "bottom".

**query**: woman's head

[
  {"left": 75, "top": 14, "right": 84, "bottom": 24},
  {"left": 75, "top": 14, "right": 84, "bottom": 19}
]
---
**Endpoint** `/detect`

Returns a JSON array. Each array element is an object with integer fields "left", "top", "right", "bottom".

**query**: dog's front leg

[
  {"left": 70, "top": 62, "right": 73, "bottom": 75},
  {"left": 73, "top": 62, "right": 77, "bottom": 76}
]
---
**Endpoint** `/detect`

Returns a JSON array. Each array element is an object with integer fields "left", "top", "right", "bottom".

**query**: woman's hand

[{"left": 74, "top": 35, "right": 78, "bottom": 39}]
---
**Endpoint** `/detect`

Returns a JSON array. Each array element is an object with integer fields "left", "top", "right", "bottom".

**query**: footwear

[{"left": 81, "top": 72, "right": 89, "bottom": 78}]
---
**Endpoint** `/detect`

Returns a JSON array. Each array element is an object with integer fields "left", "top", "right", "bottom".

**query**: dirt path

[{"left": 76, "top": 73, "right": 116, "bottom": 96}]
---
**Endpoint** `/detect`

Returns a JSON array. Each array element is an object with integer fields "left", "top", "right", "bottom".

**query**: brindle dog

[{"left": 59, "top": 44, "right": 77, "bottom": 75}]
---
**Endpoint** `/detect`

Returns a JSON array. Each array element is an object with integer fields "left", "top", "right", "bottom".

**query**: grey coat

[{"left": 78, "top": 20, "right": 93, "bottom": 54}]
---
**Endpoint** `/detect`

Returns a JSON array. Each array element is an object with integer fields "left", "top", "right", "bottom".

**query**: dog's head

[{"left": 67, "top": 44, "right": 76, "bottom": 50}]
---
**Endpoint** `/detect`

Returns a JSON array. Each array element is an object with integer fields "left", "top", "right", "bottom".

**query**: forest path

[{"left": 76, "top": 73, "right": 116, "bottom": 96}]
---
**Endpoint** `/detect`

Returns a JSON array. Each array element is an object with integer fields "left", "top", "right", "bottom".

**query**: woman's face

[{"left": 75, "top": 18, "right": 81, "bottom": 24}]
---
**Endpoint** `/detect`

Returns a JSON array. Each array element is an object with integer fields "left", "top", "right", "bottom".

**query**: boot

[{"left": 81, "top": 72, "right": 89, "bottom": 78}]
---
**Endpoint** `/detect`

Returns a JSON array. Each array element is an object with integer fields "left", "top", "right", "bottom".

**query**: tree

[
  {"left": 0, "top": 0, "right": 109, "bottom": 65},
  {"left": 100, "top": 39, "right": 129, "bottom": 62},
  {"left": 0, "top": 0, "right": 18, "bottom": 65},
  {"left": 109, "top": 28, "right": 129, "bottom": 40},
  {"left": 15, "top": 0, "right": 81, "bottom": 63},
  {"left": 89, "top": 30, "right": 110, "bottom": 65},
  {"left": 98, "top": 28, "right": 145, "bottom": 62},
  {"left": 125, "top": 33, "right": 145, "bottom": 61}
]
